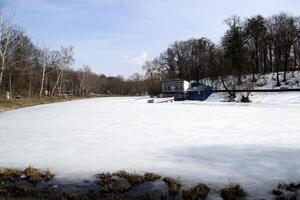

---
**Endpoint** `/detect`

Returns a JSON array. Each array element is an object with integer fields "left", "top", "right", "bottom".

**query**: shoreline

[
  {"left": 1, "top": 93, "right": 299, "bottom": 113},
  {"left": 0, "top": 167, "right": 299, "bottom": 200},
  {"left": 0, "top": 96, "right": 100, "bottom": 113},
  {"left": 0, "top": 95, "right": 139, "bottom": 113}
]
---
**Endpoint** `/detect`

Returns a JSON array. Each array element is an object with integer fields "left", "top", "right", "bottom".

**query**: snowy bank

[
  {"left": 201, "top": 71, "right": 300, "bottom": 91},
  {"left": 206, "top": 91, "right": 300, "bottom": 104}
]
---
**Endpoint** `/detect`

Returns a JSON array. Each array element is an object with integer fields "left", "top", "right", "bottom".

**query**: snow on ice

[{"left": 0, "top": 95, "right": 300, "bottom": 198}]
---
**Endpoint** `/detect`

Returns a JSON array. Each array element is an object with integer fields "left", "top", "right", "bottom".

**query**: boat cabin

[
  {"left": 186, "top": 82, "right": 213, "bottom": 101},
  {"left": 161, "top": 79, "right": 212, "bottom": 101},
  {"left": 161, "top": 79, "right": 190, "bottom": 94}
]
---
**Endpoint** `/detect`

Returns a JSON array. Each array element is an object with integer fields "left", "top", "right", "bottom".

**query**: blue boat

[
  {"left": 161, "top": 79, "right": 213, "bottom": 101},
  {"left": 185, "top": 83, "right": 213, "bottom": 101}
]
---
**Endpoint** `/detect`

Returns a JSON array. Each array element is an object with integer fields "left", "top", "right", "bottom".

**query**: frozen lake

[{"left": 0, "top": 97, "right": 300, "bottom": 196}]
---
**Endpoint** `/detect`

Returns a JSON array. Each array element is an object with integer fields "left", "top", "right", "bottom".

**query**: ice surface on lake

[{"left": 0, "top": 96, "right": 300, "bottom": 197}]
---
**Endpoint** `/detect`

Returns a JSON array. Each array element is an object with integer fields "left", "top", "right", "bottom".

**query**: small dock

[{"left": 148, "top": 97, "right": 174, "bottom": 103}]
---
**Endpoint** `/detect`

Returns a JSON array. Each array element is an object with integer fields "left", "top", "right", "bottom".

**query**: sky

[{"left": 4, "top": 0, "right": 300, "bottom": 77}]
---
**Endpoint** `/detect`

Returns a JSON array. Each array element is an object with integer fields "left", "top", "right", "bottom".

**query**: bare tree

[
  {"left": 39, "top": 48, "right": 58, "bottom": 98},
  {"left": 39, "top": 48, "right": 48, "bottom": 98},
  {"left": 0, "top": 20, "right": 21, "bottom": 88},
  {"left": 57, "top": 46, "right": 74, "bottom": 96},
  {"left": 50, "top": 51, "right": 62, "bottom": 96}
]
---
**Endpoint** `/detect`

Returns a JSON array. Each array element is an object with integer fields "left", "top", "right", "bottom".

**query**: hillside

[
  {"left": 201, "top": 71, "right": 300, "bottom": 90},
  {"left": 197, "top": 71, "right": 300, "bottom": 104}
]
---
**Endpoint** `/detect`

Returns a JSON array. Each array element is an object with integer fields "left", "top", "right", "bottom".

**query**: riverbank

[
  {"left": 0, "top": 97, "right": 91, "bottom": 112},
  {"left": 0, "top": 167, "right": 299, "bottom": 200}
]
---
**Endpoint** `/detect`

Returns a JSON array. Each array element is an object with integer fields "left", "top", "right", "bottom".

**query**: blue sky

[{"left": 5, "top": 0, "right": 300, "bottom": 77}]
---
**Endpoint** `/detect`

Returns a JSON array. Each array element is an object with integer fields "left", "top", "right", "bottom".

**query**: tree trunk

[
  {"left": 39, "top": 64, "right": 46, "bottom": 98},
  {"left": 0, "top": 56, "right": 5, "bottom": 87},
  {"left": 250, "top": 54, "right": 256, "bottom": 82},
  {"left": 268, "top": 46, "right": 273, "bottom": 72},
  {"left": 276, "top": 71, "right": 280, "bottom": 86},
  {"left": 9, "top": 71, "right": 12, "bottom": 99},
  {"left": 28, "top": 75, "right": 32, "bottom": 99},
  {"left": 263, "top": 49, "right": 268, "bottom": 73},
  {"left": 51, "top": 70, "right": 62, "bottom": 96},
  {"left": 58, "top": 69, "right": 64, "bottom": 96},
  {"left": 283, "top": 51, "right": 289, "bottom": 82},
  {"left": 255, "top": 42, "right": 259, "bottom": 73},
  {"left": 237, "top": 73, "right": 242, "bottom": 85},
  {"left": 221, "top": 77, "right": 235, "bottom": 97}
]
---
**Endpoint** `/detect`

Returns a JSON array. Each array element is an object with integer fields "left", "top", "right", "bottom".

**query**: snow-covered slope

[
  {"left": 201, "top": 71, "right": 300, "bottom": 90},
  {"left": 0, "top": 97, "right": 299, "bottom": 199},
  {"left": 206, "top": 92, "right": 300, "bottom": 104}
]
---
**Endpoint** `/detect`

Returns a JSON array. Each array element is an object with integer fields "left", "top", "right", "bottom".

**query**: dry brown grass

[
  {"left": 0, "top": 184, "right": 36, "bottom": 197},
  {"left": 143, "top": 173, "right": 161, "bottom": 182},
  {"left": 182, "top": 183, "right": 210, "bottom": 200},
  {"left": 40, "top": 169, "right": 54, "bottom": 182},
  {"left": 24, "top": 166, "right": 54, "bottom": 184},
  {"left": 99, "top": 172, "right": 114, "bottom": 187},
  {"left": 0, "top": 168, "right": 23, "bottom": 181},
  {"left": 98, "top": 171, "right": 162, "bottom": 196},
  {"left": 277, "top": 182, "right": 300, "bottom": 192},
  {"left": 24, "top": 166, "right": 41, "bottom": 184},
  {"left": 113, "top": 171, "right": 162, "bottom": 187},
  {"left": 0, "top": 166, "right": 54, "bottom": 185},
  {"left": 221, "top": 184, "right": 247, "bottom": 200},
  {"left": 162, "top": 177, "right": 181, "bottom": 196},
  {"left": 101, "top": 180, "right": 131, "bottom": 194},
  {"left": 272, "top": 189, "right": 283, "bottom": 196},
  {"left": 114, "top": 171, "right": 145, "bottom": 186},
  {"left": 99, "top": 172, "right": 113, "bottom": 180},
  {"left": 98, "top": 172, "right": 132, "bottom": 194},
  {"left": 0, "top": 97, "right": 86, "bottom": 112}
]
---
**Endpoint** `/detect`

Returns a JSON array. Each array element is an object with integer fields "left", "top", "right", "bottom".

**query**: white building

[{"left": 161, "top": 79, "right": 190, "bottom": 94}]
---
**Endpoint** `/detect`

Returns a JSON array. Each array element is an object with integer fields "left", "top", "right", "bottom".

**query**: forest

[
  {"left": 143, "top": 13, "right": 300, "bottom": 95},
  {"left": 1, "top": 12, "right": 300, "bottom": 98}
]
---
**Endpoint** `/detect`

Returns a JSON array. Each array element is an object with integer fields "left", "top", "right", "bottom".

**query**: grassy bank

[
  {"left": 0, "top": 167, "right": 299, "bottom": 200},
  {"left": 0, "top": 97, "right": 87, "bottom": 112}
]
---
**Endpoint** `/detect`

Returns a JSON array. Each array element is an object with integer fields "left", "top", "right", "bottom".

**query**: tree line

[
  {"left": 0, "top": 20, "right": 145, "bottom": 99},
  {"left": 143, "top": 13, "right": 300, "bottom": 95},
  {"left": 1, "top": 12, "right": 300, "bottom": 99}
]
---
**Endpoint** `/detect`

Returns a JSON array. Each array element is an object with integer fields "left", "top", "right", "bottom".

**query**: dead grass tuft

[
  {"left": 24, "top": 166, "right": 54, "bottom": 184},
  {"left": 0, "top": 166, "right": 54, "bottom": 185},
  {"left": 114, "top": 171, "right": 145, "bottom": 186},
  {"left": 40, "top": 169, "right": 54, "bottom": 181},
  {"left": 143, "top": 173, "right": 161, "bottom": 182},
  {"left": 99, "top": 172, "right": 114, "bottom": 187},
  {"left": 113, "top": 171, "right": 162, "bottom": 187},
  {"left": 101, "top": 180, "right": 131, "bottom": 194},
  {"left": 0, "top": 168, "right": 23, "bottom": 181},
  {"left": 0, "top": 184, "right": 36, "bottom": 197},
  {"left": 221, "top": 184, "right": 246, "bottom": 200},
  {"left": 98, "top": 172, "right": 132, "bottom": 194},
  {"left": 99, "top": 172, "right": 113, "bottom": 180},
  {"left": 162, "top": 177, "right": 181, "bottom": 195},
  {"left": 277, "top": 182, "right": 300, "bottom": 192},
  {"left": 98, "top": 171, "right": 162, "bottom": 195},
  {"left": 24, "top": 166, "right": 42, "bottom": 184},
  {"left": 182, "top": 183, "right": 210, "bottom": 200},
  {"left": 272, "top": 189, "right": 283, "bottom": 196}
]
